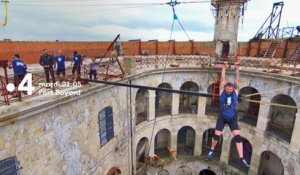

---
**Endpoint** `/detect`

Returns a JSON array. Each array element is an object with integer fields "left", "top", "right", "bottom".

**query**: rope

[
  {"left": 244, "top": 84, "right": 300, "bottom": 98},
  {"left": 0, "top": 0, "right": 8, "bottom": 26},
  {"left": 244, "top": 99, "right": 300, "bottom": 110},
  {"left": 175, "top": 10, "right": 217, "bottom": 82},
  {"left": 143, "top": 6, "right": 176, "bottom": 174}
]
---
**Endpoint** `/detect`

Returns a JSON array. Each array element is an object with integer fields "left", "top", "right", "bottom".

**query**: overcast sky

[{"left": 0, "top": 0, "right": 298, "bottom": 42}]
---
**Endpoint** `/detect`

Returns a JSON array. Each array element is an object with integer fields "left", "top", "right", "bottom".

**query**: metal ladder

[{"left": 264, "top": 41, "right": 279, "bottom": 58}]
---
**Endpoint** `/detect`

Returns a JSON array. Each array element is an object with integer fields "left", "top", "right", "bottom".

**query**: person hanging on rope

[{"left": 207, "top": 62, "right": 250, "bottom": 168}]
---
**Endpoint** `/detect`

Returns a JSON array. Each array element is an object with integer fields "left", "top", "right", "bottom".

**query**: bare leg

[
  {"left": 232, "top": 130, "right": 243, "bottom": 158},
  {"left": 211, "top": 130, "right": 222, "bottom": 150}
]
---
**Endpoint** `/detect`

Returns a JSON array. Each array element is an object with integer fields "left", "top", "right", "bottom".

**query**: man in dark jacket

[{"left": 39, "top": 49, "right": 55, "bottom": 84}]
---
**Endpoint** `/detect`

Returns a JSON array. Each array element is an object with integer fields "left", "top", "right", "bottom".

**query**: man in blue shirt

[
  {"left": 207, "top": 62, "right": 250, "bottom": 168},
  {"left": 71, "top": 51, "right": 82, "bottom": 81},
  {"left": 8, "top": 54, "right": 27, "bottom": 86},
  {"left": 54, "top": 50, "right": 66, "bottom": 82}
]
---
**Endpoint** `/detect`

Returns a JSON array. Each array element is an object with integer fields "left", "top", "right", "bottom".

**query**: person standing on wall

[
  {"left": 8, "top": 54, "right": 27, "bottom": 96},
  {"left": 70, "top": 51, "right": 82, "bottom": 81},
  {"left": 54, "top": 50, "right": 66, "bottom": 82},
  {"left": 207, "top": 62, "right": 250, "bottom": 168},
  {"left": 89, "top": 57, "right": 97, "bottom": 80},
  {"left": 39, "top": 48, "right": 55, "bottom": 85}
]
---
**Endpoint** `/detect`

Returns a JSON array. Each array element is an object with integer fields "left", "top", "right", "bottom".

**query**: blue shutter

[
  {"left": 106, "top": 107, "right": 114, "bottom": 141},
  {"left": 0, "top": 157, "right": 19, "bottom": 175},
  {"left": 99, "top": 109, "right": 107, "bottom": 146},
  {"left": 98, "top": 106, "right": 114, "bottom": 146}
]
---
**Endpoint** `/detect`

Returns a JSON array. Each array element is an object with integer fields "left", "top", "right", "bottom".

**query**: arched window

[
  {"left": 177, "top": 126, "right": 195, "bottom": 155},
  {"left": 98, "top": 106, "right": 114, "bottom": 146},
  {"left": 205, "top": 83, "right": 220, "bottom": 116},
  {"left": 179, "top": 81, "right": 199, "bottom": 114},
  {"left": 156, "top": 83, "right": 172, "bottom": 117},
  {"left": 135, "top": 89, "right": 149, "bottom": 125},
  {"left": 155, "top": 129, "right": 171, "bottom": 158},
  {"left": 229, "top": 137, "right": 252, "bottom": 173},
  {"left": 201, "top": 128, "right": 222, "bottom": 160},
  {"left": 267, "top": 94, "right": 297, "bottom": 142},
  {"left": 106, "top": 167, "right": 121, "bottom": 175},
  {"left": 238, "top": 87, "right": 261, "bottom": 126},
  {"left": 258, "top": 151, "right": 283, "bottom": 175}
]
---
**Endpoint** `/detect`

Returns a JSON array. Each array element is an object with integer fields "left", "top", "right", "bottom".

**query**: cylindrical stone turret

[{"left": 212, "top": 0, "right": 249, "bottom": 58}]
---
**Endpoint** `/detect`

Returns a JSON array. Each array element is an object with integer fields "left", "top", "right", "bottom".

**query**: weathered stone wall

[{"left": 0, "top": 84, "right": 132, "bottom": 175}]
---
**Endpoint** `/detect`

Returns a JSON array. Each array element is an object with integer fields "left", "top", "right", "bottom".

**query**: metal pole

[{"left": 82, "top": 79, "right": 214, "bottom": 98}]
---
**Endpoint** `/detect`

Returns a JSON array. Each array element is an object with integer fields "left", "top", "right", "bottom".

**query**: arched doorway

[
  {"left": 156, "top": 83, "right": 172, "bottom": 117},
  {"left": 201, "top": 129, "right": 222, "bottom": 160},
  {"left": 205, "top": 84, "right": 220, "bottom": 116},
  {"left": 106, "top": 167, "right": 121, "bottom": 175},
  {"left": 136, "top": 137, "right": 149, "bottom": 170},
  {"left": 199, "top": 169, "right": 216, "bottom": 175},
  {"left": 238, "top": 87, "right": 261, "bottom": 126},
  {"left": 267, "top": 94, "right": 297, "bottom": 142},
  {"left": 229, "top": 137, "right": 252, "bottom": 173},
  {"left": 258, "top": 151, "right": 284, "bottom": 175},
  {"left": 135, "top": 89, "right": 149, "bottom": 125},
  {"left": 179, "top": 81, "right": 199, "bottom": 114},
  {"left": 155, "top": 129, "right": 171, "bottom": 158},
  {"left": 177, "top": 126, "right": 195, "bottom": 155}
]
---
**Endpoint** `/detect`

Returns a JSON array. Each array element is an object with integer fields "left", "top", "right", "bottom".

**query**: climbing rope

[
  {"left": 244, "top": 84, "right": 300, "bottom": 98},
  {"left": 243, "top": 99, "right": 300, "bottom": 110},
  {"left": 0, "top": 0, "right": 8, "bottom": 26}
]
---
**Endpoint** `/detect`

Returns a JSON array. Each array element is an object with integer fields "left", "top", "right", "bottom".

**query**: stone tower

[{"left": 212, "top": 0, "right": 249, "bottom": 58}]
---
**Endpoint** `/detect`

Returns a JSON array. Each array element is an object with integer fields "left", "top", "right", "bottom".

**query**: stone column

[
  {"left": 148, "top": 91, "right": 156, "bottom": 121},
  {"left": 149, "top": 129, "right": 155, "bottom": 156},
  {"left": 172, "top": 94, "right": 180, "bottom": 116},
  {"left": 170, "top": 132, "right": 177, "bottom": 150},
  {"left": 290, "top": 112, "right": 300, "bottom": 152},
  {"left": 248, "top": 149, "right": 261, "bottom": 175},
  {"left": 220, "top": 128, "right": 231, "bottom": 164},
  {"left": 256, "top": 97, "right": 271, "bottom": 132},
  {"left": 194, "top": 133, "right": 203, "bottom": 156},
  {"left": 197, "top": 96, "right": 207, "bottom": 117}
]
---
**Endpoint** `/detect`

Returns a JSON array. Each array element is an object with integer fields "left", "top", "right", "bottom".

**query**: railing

[{"left": 1, "top": 55, "right": 300, "bottom": 106}]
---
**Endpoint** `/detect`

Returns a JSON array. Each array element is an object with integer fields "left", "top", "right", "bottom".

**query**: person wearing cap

[
  {"left": 39, "top": 48, "right": 55, "bottom": 84},
  {"left": 206, "top": 62, "right": 250, "bottom": 168}
]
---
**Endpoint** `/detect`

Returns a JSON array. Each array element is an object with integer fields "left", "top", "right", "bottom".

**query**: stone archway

[
  {"left": 229, "top": 137, "right": 252, "bottom": 173},
  {"left": 177, "top": 126, "right": 195, "bottom": 155},
  {"left": 258, "top": 151, "right": 284, "bottom": 175},
  {"left": 135, "top": 89, "right": 149, "bottom": 125},
  {"left": 201, "top": 128, "right": 223, "bottom": 160},
  {"left": 238, "top": 86, "right": 261, "bottom": 126},
  {"left": 106, "top": 167, "right": 121, "bottom": 175},
  {"left": 267, "top": 94, "right": 297, "bottom": 142},
  {"left": 179, "top": 81, "right": 199, "bottom": 114},
  {"left": 156, "top": 83, "right": 173, "bottom": 117},
  {"left": 205, "top": 84, "right": 220, "bottom": 116},
  {"left": 199, "top": 169, "right": 216, "bottom": 175},
  {"left": 136, "top": 137, "right": 149, "bottom": 170},
  {"left": 155, "top": 129, "right": 171, "bottom": 158}
]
